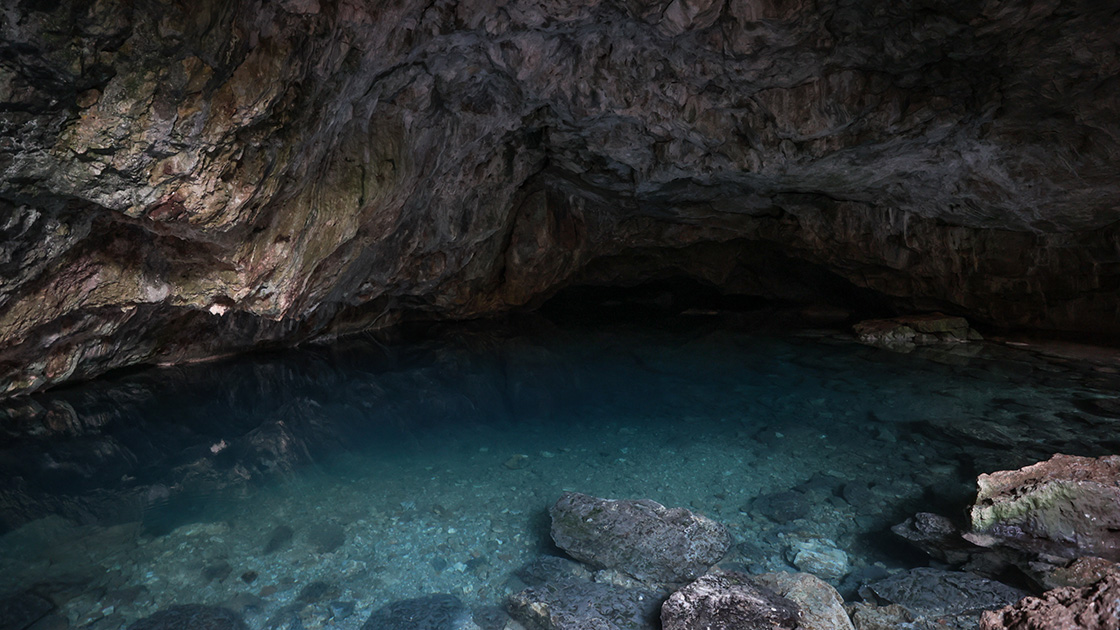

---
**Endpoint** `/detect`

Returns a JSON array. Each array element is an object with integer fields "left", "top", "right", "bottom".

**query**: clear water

[{"left": 2, "top": 315, "right": 1119, "bottom": 629}]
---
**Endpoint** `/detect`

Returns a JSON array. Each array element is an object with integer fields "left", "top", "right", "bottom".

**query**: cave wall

[{"left": 1, "top": 0, "right": 1118, "bottom": 396}]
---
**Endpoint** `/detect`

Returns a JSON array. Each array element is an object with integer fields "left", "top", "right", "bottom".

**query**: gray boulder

[
  {"left": 661, "top": 572, "right": 800, "bottom": 630},
  {"left": 549, "top": 492, "right": 731, "bottom": 584},
  {"left": 861, "top": 568, "right": 1027, "bottom": 629}
]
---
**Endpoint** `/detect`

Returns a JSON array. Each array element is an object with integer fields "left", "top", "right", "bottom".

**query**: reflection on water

[{"left": 1, "top": 315, "right": 1118, "bottom": 629}]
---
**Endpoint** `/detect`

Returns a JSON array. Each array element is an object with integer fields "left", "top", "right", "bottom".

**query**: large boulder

[
  {"left": 965, "top": 454, "right": 1120, "bottom": 562},
  {"left": 660, "top": 572, "right": 800, "bottom": 630},
  {"left": 979, "top": 573, "right": 1120, "bottom": 630},
  {"left": 549, "top": 492, "right": 731, "bottom": 584}
]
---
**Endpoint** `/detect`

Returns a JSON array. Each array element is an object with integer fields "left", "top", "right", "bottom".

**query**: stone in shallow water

[
  {"left": 508, "top": 577, "right": 661, "bottom": 630},
  {"left": 979, "top": 573, "right": 1120, "bottom": 630},
  {"left": 660, "top": 571, "right": 800, "bottom": 630},
  {"left": 861, "top": 568, "right": 1027, "bottom": 627},
  {"left": 966, "top": 454, "right": 1120, "bottom": 562},
  {"left": 788, "top": 538, "right": 849, "bottom": 581},
  {"left": 126, "top": 605, "right": 247, "bottom": 630},
  {"left": 263, "top": 524, "right": 294, "bottom": 554},
  {"left": 549, "top": 492, "right": 731, "bottom": 584},
  {"left": 361, "top": 594, "right": 476, "bottom": 630}
]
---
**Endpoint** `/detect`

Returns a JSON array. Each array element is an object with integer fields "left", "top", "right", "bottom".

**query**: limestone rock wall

[{"left": 1, "top": 0, "right": 1118, "bottom": 395}]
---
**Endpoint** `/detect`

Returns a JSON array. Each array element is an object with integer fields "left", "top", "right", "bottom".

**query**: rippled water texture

[{"left": 2, "top": 315, "right": 1119, "bottom": 629}]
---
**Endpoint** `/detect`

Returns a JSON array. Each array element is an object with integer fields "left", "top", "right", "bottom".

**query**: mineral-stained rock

[
  {"left": 126, "top": 605, "right": 247, "bottom": 630},
  {"left": 361, "top": 594, "right": 476, "bottom": 630},
  {"left": 549, "top": 492, "right": 731, "bottom": 584},
  {"left": 860, "top": 568, "right": 1027, "bottom": 629},
  {"left": 965, "top": 454, "right": 1120, "bottom": 562},
  {"left": 1, "top": 0, "right": 1120, "bottom": 396},
  {"left": 507, "top": 577, "right": 662, "bottom": 630},
  {"left": 979, "top": 573, "right": 1120, "bottom": 630},
  {"left": 753, "top": 572, "right": 855, "bottom": 630},
  {"left": 660, "top": 572, "right": 800, "bottom": 630},
  {"left": 1037, "top": 556, "right": 1120, "bottom": 590}
]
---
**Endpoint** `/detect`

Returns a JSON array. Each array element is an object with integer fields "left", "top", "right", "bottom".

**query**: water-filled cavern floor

[{"left": 2, "top": 313, "right": 1119, "bottom": 629}]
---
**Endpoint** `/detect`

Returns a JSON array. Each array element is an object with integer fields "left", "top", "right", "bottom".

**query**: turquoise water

[{"left": 1, "top": 315, "right": 1118, "bottom": 629}]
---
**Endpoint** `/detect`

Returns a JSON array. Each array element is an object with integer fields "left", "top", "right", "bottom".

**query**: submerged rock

[
  {"left": 126, "top": 605, "right": 247, "bottom": 630},
  {"left": 979, "top": 573, "right": 1120, "bottom": 630},
  {"left": 361, "top": 594, "right": 477, "bottom": 630},
  {"left": 0, "top": 590, "right": 55, "bottom": 630},
  {"left": 860, "top": 568, "right": 1027, "bottom": 629},
  {"left": 787, "top": 538, "right": 850, "bottom": 581},
  {"left": 966, "top": 454, "right": 1120, "bottom": 562},
  {"left": 549, "top": 492, "right": 731, "bottom": 584},
  {"left": 660, "top": 571, "right": 800, "bottom": 630},
  {"left": 892, "top": 512, "right": 976, "bottom": 565},
  {"left": 508, "top": 577, "right": 662, "bottom": 630}
]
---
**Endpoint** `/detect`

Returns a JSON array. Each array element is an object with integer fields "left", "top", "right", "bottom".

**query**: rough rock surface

[
  {"left": 549, "top": 492, "right": 731, "bottom": 584},
  {"left": 125, "top": 605, "right": 247, "bottom": 630},
  {"left": 979, "top": 573, "right": 1120, "bottom": 630},
  {"left": 854, "top": 313, "right": 981, "bottom": 351},
  {"left": 860, "top": 568, "right": 1028, "bottom": 629},
  {"left": 660, "top": 571, "right": 800, "bottom": 630},
  {"left": 966, "top": 454, "right": 1120, "bottom": 562},
  {"left": 753, "top": 572, "right": 854, "bottom": 630},
  {"left": 507, "top": 577, "right": 662, "bottom": 630},
  {"left": 1, "top": 0, "right": 1119, "bottom": 395},
  {"left": 361, "top": 594, "right": 477, "bottom": 630}
]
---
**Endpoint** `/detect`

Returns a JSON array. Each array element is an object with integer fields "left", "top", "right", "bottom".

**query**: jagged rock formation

[{"left": 2, "top": 0, "right": 1118, "bottom": 395}]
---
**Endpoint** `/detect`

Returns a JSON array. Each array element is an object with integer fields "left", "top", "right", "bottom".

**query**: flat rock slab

[
  {"left": 126, "top": 605, "right": 248, "bottom": 630},
  {"left": 967, "top": 454, "right": 1120, "bottom": 561},
  {"left": 361, "top": 594, "right": 476, "bottom": 630},
  {"left": 863, "top": 568, "right": 1027, "bottom": 620},
  {"left": 508, "top": 578, "right": 662, "bottom": 630},
  {"left": 549, "top": 492, "right": 731, "bottom": 584},
  {"left": 661, "top": 571, "right": 800, "bottom": 630},
  {"left": 980, "top": 573, "right": 1120, "bottom": 630}
]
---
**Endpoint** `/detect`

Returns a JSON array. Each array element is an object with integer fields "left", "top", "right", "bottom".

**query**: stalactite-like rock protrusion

[{"left": 1, "top": 0, "right": 1118, "bottom": 396}]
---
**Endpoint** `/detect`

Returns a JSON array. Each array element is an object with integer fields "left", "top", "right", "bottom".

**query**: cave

[{"left": 1, "top": 1, "right": 1119, "bottom": 629}]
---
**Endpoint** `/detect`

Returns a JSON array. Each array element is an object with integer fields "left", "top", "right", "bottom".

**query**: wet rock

[
  {"left": 308, "top": 522, "right": 346, "bottom": 554},
  {"left": 226, "top": 593, "right": 264, "bottom": 616},
  {"left": 126, "top": 605, "right": 247, "bottom": 630},
  {"left": 329, "top": 601, "right": 355, "bottom": 620},
  {"left": 660, "top": 571, "right": 800, "bottom": 630},
  {"left": 1036, "top": 556, "right": 1120, "bottom": 589},
  {"left": 979, "top": 573, "right": 1120, "bottom": 630},
  {"left": 296, "top": 581, "right": 334, "bottom": 603},
  {"left": 361, "top": 595, "right": 475, "bottom": 630},
  {"left": 504, "top": 454, "right": 530, "bottom": 470},
  {"left": 752, "top": 572, "right": 854, "bottom": 630},
  {"left": 966, "top": 454, "right": 1120, "bottom": 562},
  {"left": 787, "top": 538, "right": 849, "bottom": 581},
  {"left": 844, "top": 603, "right": 918, "bottom": 630},
  {"left": 263, "top": 525, "right": 294, "bottom": 554},
  {"left": 892, "top": 512, "right": 977, "bottom": 565},
  {"left": 861, "top": 568, "right": 1027, "bottom": 628},
  {"left": 854, "top": 314, "right": 979, "bottom": 352},
  {"left": 0, "top": 590, "right": 54, "bottom": 630},
  {"left": 240, "top": 571, "right": 258, "bottom": 584},
  {"left": 508, "top": 578, "right": 661, "bottom": 630},
  {"left": 749, "top": 490, "right": 811, "bottom": 522},
  {"left": 549, "top": 492, "right": 731, "bottom": 584}
]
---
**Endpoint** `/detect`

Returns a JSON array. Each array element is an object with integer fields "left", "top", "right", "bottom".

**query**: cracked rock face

[{"left": 1, "top": 0, "right": 1119, "bottom": 395}]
